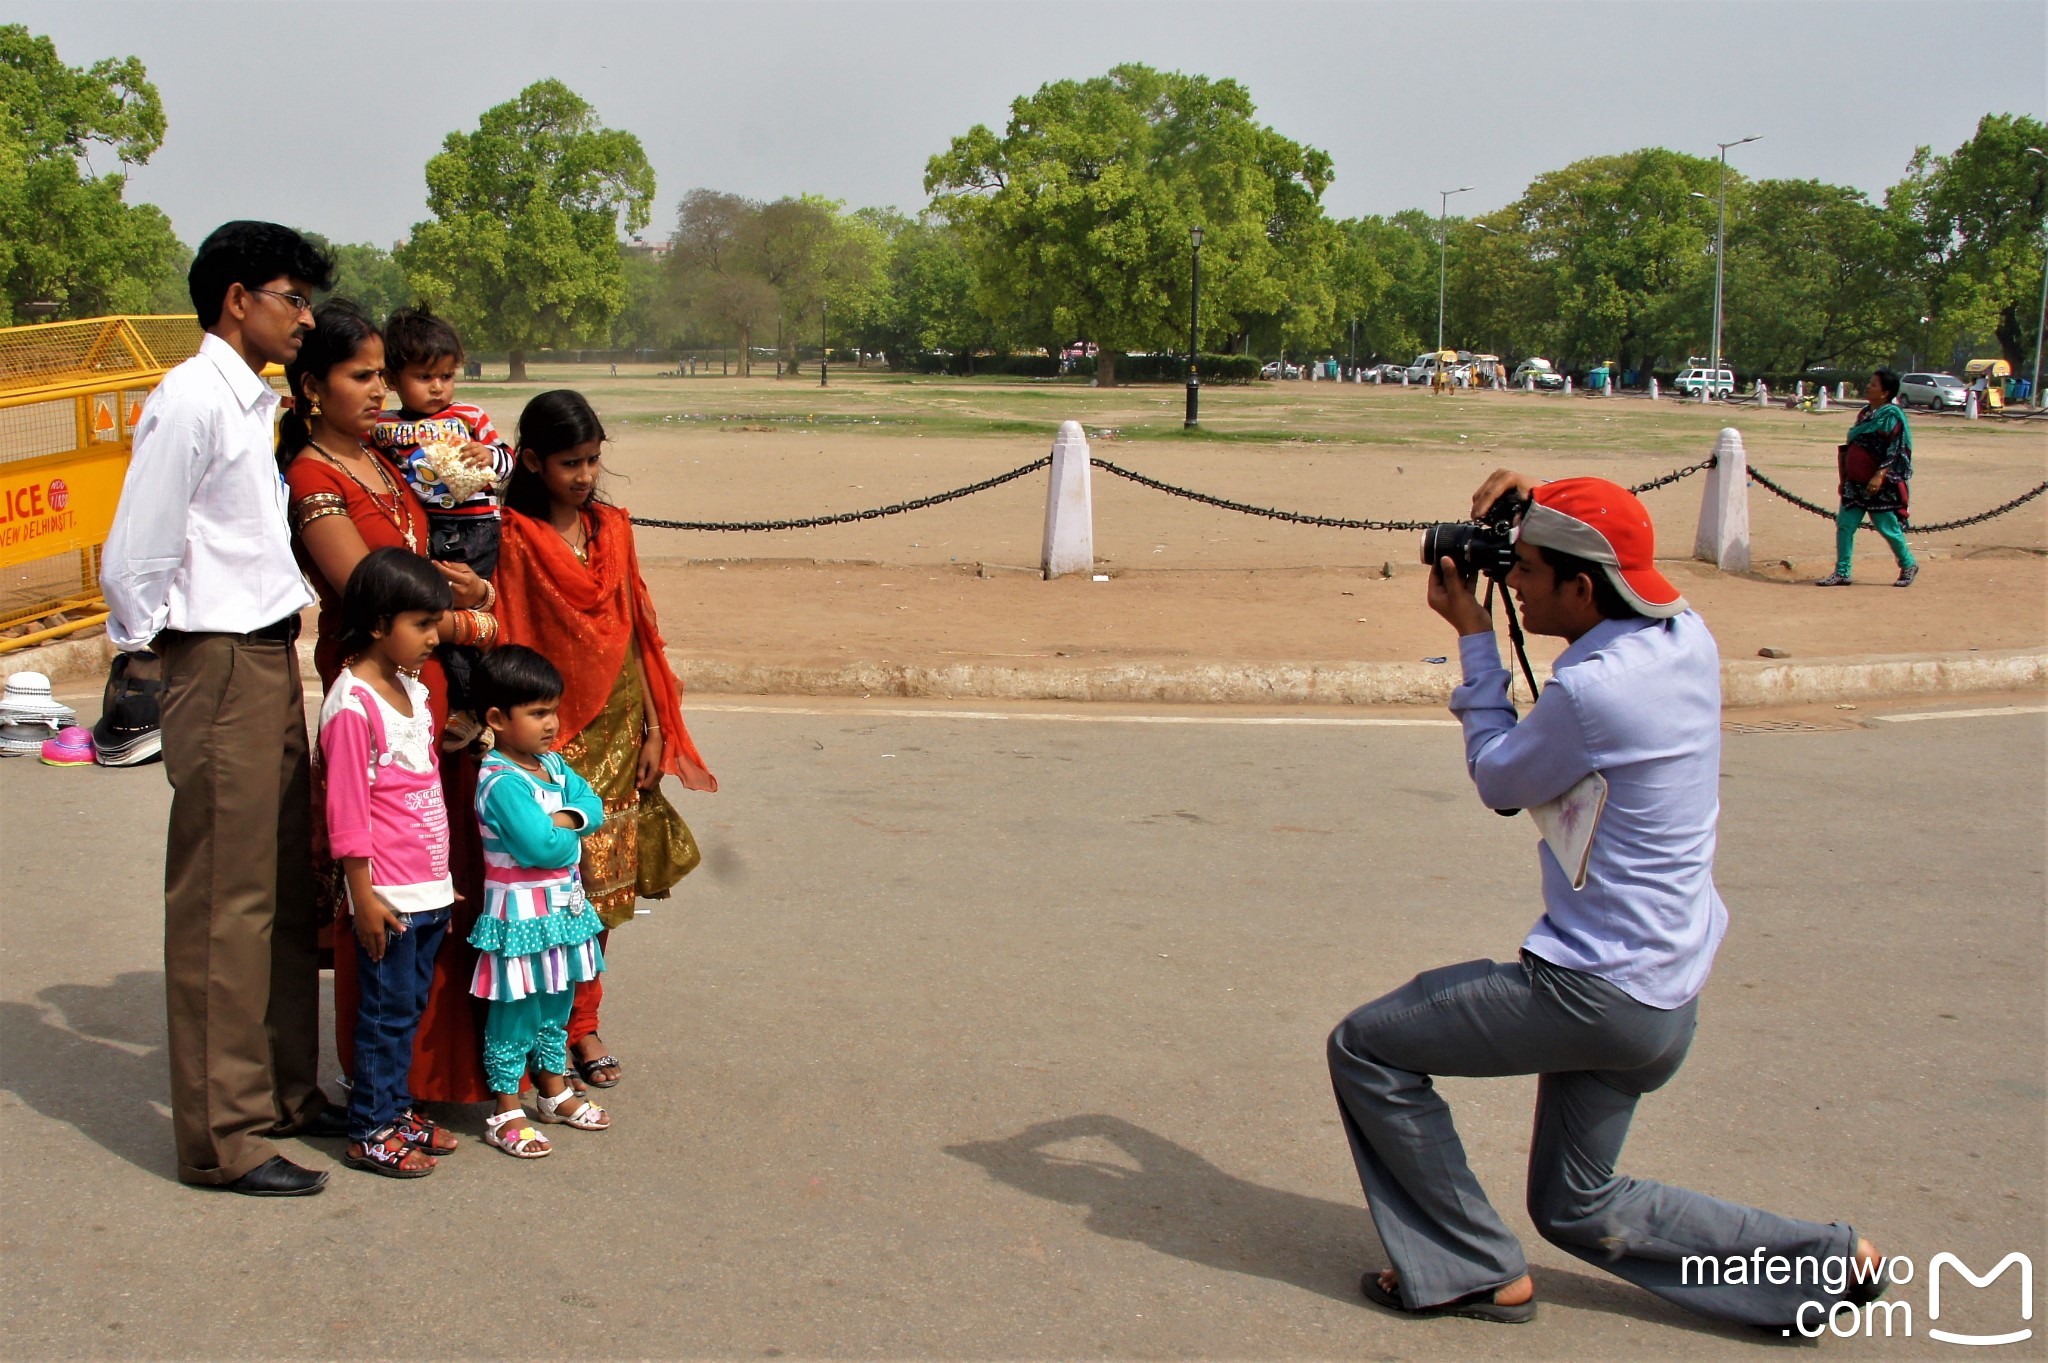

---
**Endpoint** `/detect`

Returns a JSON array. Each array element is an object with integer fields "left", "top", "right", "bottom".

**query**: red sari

[
  {"left": 493, "top": 502, "right": 715, "bottom": 1046},
  {"left": 286, "top": 449, "right": 493, "bottom": 1103}
]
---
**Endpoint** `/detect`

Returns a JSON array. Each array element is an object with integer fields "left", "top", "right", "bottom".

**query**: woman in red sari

[
  {"left": 279, "top": 300, "right": 498, "bottom": 1108},
  {"left": 492, "top": 390, "right": 715, "bottom": 1089}
]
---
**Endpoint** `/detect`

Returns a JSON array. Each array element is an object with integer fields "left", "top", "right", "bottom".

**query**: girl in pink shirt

[{"left": 318, "top": 548, "right": 459, "bottom": 1178}]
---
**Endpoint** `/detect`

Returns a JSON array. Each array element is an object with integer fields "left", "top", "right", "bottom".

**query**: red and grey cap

[{"left": 1515, "top": 477, "right": 1688, "bottom": 618}]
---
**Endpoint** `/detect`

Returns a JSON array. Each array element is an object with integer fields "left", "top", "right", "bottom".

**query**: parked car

[
  {"left": 1511, "top": 358, "right": 1565, "bottom": 390},
  {"left": 1898, "top": 372, "right": 1966, "bottom": 409},
  {"left": 1405, "top": 350, "right": 1460, "bottom": 385},
  {"left": 1672, "top": 366, "right": 1736, "bottom": 397},
  {"left": 1259, "top": 360, "right": 1302, "bottom": 380}
]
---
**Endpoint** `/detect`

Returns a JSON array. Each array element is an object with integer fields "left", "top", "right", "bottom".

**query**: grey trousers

[{"left": 1327, "top": 952, "right": 1857, "bottom": 1326}]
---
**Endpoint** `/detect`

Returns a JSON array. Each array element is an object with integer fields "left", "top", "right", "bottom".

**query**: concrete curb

[
  {"left": 674, "top": 647, "right": 2048, "bottom": 709},
  {"left": 0, "top": 632, "right": 112, "bottom": 686},
  {"left": 13, "top": 630, "right": 2041, "bottom": 711}
]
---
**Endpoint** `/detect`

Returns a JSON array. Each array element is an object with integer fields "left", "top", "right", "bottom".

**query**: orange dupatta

[{"left": 494, "top": 503, "right": 716, "bottom": 792}]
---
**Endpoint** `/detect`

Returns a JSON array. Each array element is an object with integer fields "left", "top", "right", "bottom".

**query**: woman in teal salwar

[{"left": 1818, "top": 369, "right": 1918, "bottom": 588}]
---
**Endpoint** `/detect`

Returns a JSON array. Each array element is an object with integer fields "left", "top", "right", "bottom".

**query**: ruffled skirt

[{"left": 467, "top": 880, "right": 606, "bottom": 1001}]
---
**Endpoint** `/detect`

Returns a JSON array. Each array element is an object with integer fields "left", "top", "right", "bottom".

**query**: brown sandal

[
  {"left": 345, "top": 1126, "right": 436, "bottom": 1179},
  {"left": 395, "top": 1108, "right": 459, "bottom": 1154}
]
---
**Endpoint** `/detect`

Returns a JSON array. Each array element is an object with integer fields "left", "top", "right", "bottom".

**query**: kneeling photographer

[{"left": 1326, "top": 471, "right": 1882, "bottom": 1327}]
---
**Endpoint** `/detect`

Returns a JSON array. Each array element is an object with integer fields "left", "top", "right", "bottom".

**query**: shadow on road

[
  {"left": 945, "top": 1113, "right": 1382, "bottom": 1306},
  {"left": 0, "top": 970, "right": 177, "bottom": 1182},
  {"left": 947, "top": 1113, "right": 1786, "bottom": 1345}
]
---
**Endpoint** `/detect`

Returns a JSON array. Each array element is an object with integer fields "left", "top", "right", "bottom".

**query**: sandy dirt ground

[{"left": 512, "top": 375, "right": 2048, "bottom": 672}]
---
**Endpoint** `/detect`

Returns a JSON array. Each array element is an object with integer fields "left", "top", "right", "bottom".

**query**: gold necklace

[
  {"left": 309, "top": 437, "right": 416, "bottom": 553},
  {"left": 557, "top": 512, "right": 590, "bottom": 563}
]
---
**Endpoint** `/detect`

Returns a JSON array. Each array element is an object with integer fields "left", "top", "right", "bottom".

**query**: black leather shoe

[
  {"left": 269, "top": 1102, "right": 348, "bottom": 1139},
  {"left": 222, "top": 1155, "right": 329, "bottom": 1197}
]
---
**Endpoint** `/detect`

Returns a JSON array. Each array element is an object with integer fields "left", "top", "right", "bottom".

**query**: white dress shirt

[{"left": 100, "top": 333, "right": 315, "bottom": 649}]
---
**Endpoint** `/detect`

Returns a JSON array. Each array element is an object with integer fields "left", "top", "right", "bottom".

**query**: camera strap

[{"left": 1482, "top": 579, "right": 1543, "bottom": 710}]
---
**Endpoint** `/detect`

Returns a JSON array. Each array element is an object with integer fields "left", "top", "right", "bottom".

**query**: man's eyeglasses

[{"left": 248, "top": 287, "right": 314, "bottom": 315}]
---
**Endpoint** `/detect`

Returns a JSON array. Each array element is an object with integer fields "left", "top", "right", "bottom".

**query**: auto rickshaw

[{"left": 1963, "top": 357, "right": 2011, "bottom": 410}]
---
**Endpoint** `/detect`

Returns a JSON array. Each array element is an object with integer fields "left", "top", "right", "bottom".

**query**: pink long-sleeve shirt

[{"left": 318, "top": 668, "right": 453, "bottom": 915}]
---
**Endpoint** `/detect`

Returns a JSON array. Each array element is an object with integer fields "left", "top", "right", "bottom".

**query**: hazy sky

[{"left": 17, "top": 0, "right": 2048, "bottom": 249}]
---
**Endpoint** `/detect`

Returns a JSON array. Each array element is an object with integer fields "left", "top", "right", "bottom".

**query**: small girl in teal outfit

[{"left": 470, "top": 645, "right": 612, "bottom": 1158}]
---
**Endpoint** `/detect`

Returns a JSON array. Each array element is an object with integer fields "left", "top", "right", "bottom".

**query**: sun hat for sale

[
  {"left": 39, "top": 725, "right": 95, "bottom": 767},
  {"left": 1515, "top": 477, "right": 1689, "bottom": 618},
  {"left": 0, "top": 671, "right": 76, "bottom": 726},
  {"left": 92, "top": 650, "right": 164, "bottom": 768},
  {"left": 0, "top": 720, "right": 57, "bottom": 757}
]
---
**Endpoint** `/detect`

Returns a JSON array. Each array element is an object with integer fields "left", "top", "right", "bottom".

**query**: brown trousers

[{"left": 157, "top": 626, "right": 322, "bottom": 1183}]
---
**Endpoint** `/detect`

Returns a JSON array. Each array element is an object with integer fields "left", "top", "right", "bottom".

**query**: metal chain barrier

[
  {"left": 629, "top": 455, "right": 1050, "bottom": 532},
  {"left": 624, "top": 443, "right": 2041, "bottom": 541},
  {"left": 1087, "top": 457, "right": 1439, "bottom": 531},
  {"left": 1628, "top": 457, "right": 1717, "bottom": 494},
  {"left": 1747, "top": 464, "right": 2048, "bottom": 534}
]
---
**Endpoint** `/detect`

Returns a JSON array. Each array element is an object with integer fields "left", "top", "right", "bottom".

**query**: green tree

[
  {"left": 0, "top": 25, "right": 185, "bottom": 322},
  {"left": 1902, "top": 113, "right": 2048, "bottom": 372},
  {"left": 298, "top": 233, "right": 409, "bottom": 321},
  {"left": 925, "top": 64, "right": 1336, "bottom": 386},
  {"left": 1332, "top": 211, "right": 1439, "bottom": 363},
  {"left": 1463, "top": 149, "right": 1723, "bottom": 374},
  {"left": 668, "top": 188, "right": 777, "bottom": 374},
  {"left": 1719, "top": 179, "right": 1916, "bottom": 376},
  {"left": 751, "top": 195, "right": 885, "bottom": 376},
  {"left": 398, "top": 79, "right": 653, "bottom": 380}
]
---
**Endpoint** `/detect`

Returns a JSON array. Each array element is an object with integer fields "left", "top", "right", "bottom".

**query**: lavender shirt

[{"left": 1451, "top": 611, "right": 1728, "bottom": 1009}]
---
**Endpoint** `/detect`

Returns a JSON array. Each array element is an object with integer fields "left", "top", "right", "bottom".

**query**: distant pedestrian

[
  {"left": 100, "top": 221, "right": 340, "bottom": 1196},
  {"left": 1818, "top": 369, "right": 1916, "bottom": 588}
]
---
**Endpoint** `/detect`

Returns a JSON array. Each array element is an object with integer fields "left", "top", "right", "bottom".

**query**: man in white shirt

[{"left": 101, "top": 222, "right": 338, "bottom": 1197}]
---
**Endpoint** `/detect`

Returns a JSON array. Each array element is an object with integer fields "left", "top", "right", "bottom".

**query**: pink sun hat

[{"left": 39, "top": 725, "right": 96, "bottom": 767}]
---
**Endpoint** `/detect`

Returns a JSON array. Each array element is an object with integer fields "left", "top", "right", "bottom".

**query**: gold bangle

[{"left": 479, "top": 579, "right": 497, "bottom": 611}]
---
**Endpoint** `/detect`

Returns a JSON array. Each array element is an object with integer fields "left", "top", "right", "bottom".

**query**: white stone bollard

[
  {"left": 1041, "top": 420, "right": 1094, "bottom": 579},
  {"left": 1648, "top": 376, "right": 1659, "bottom": 401},
  {"left": 1796, "top": 380, "right": 1806, "bottom": 402},
  {"left": 1400, "top": 371, "right": 1408, "bottom": 386},
  {"left": 1965, "top": 390, "right": 1979, "bottom": 420},
  {"left": 1755, "top": 380, "right": 1769, "bottom": 406},
  {"left": 1524, "top": 372, "right": 1534, "bottom": 392},
  {"left": 1816, "top": 385, "right": 1829, "bottom": 411},
  {"left": 1564, "top": 376, "right": 1574, "bottom": 395},
  {"left": 1693, "top": 427, "right": 1752, "bottom": 573},
  {"left": 1836, "top": 381, "right": 1848, "bottom": 401},
  {"left": 1372, "top": 369, "right": 1381, "bottom": 384}
]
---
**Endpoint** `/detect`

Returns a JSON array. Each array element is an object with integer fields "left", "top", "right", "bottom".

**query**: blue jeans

[{"left": 346, "top": 905, "right": 449, "bottom": 1142}]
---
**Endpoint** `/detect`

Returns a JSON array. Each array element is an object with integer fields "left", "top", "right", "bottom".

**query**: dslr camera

[{"left": 1419, "top": 491, "right": 1529, "bottom": 581}]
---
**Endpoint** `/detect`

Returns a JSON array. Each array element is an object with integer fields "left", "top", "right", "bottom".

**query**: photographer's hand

[
  {"left": 1471, "top": 468, "right": 1542, "bottom": 520},
  {"left": 1427, "top": 556, "right": 1493, "bottom": 636}
]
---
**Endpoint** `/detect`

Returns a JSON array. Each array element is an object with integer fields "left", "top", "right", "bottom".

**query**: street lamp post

[
  {"left": 1185, "top": 225, "right": 1204, "bottom": 429},
  {"left": 1436, "top": 186, "right": 1474, "bottom": 358},
  {"left": 2026, "top": 148, "right": 2046, "bottom": 407},
  {"left": 819, "top": 299, "right": 828, "bottom": 388},
  {"left": 1703, "top": 135, "right": 1761, "bottom": 401}
]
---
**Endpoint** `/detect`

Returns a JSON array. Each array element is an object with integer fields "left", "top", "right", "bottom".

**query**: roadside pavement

[{"left": 2, "top": 690, "right": 2041, "bottom": 1359}]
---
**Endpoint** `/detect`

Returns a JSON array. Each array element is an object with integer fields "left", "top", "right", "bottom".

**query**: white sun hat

[{"left": 0, "top": 672, "right": 76, "bottom": 727}]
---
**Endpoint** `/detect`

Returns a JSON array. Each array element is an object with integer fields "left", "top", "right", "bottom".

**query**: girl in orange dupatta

[{"left": 492, "top": 390, "right": 716, "bottom": 1088}]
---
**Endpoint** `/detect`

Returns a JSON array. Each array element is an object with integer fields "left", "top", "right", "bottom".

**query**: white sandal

[
  {"left": 536, "top": 1086, "right": 610, "bottom": 1131},
  {"left": 484, "top": 1108, "right": 552, "bottom": 1158}
]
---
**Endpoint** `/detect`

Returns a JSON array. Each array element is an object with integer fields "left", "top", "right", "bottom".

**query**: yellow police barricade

[{"left": 0, "top": 316, "right": 212, "bottom": 653}]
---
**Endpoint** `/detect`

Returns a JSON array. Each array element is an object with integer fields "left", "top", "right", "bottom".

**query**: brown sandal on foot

[{"left": 345, "top": 1126, "right": 436, "bottom": 1179}]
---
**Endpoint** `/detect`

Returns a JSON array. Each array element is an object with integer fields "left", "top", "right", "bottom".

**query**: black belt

[{"left": 158, "top": 615, "right": 301, "bottom": 646}]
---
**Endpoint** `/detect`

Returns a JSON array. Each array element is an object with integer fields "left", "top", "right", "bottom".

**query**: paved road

[{"left": 2, "top": 695, "right": 2042, "bottom": 1359}]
